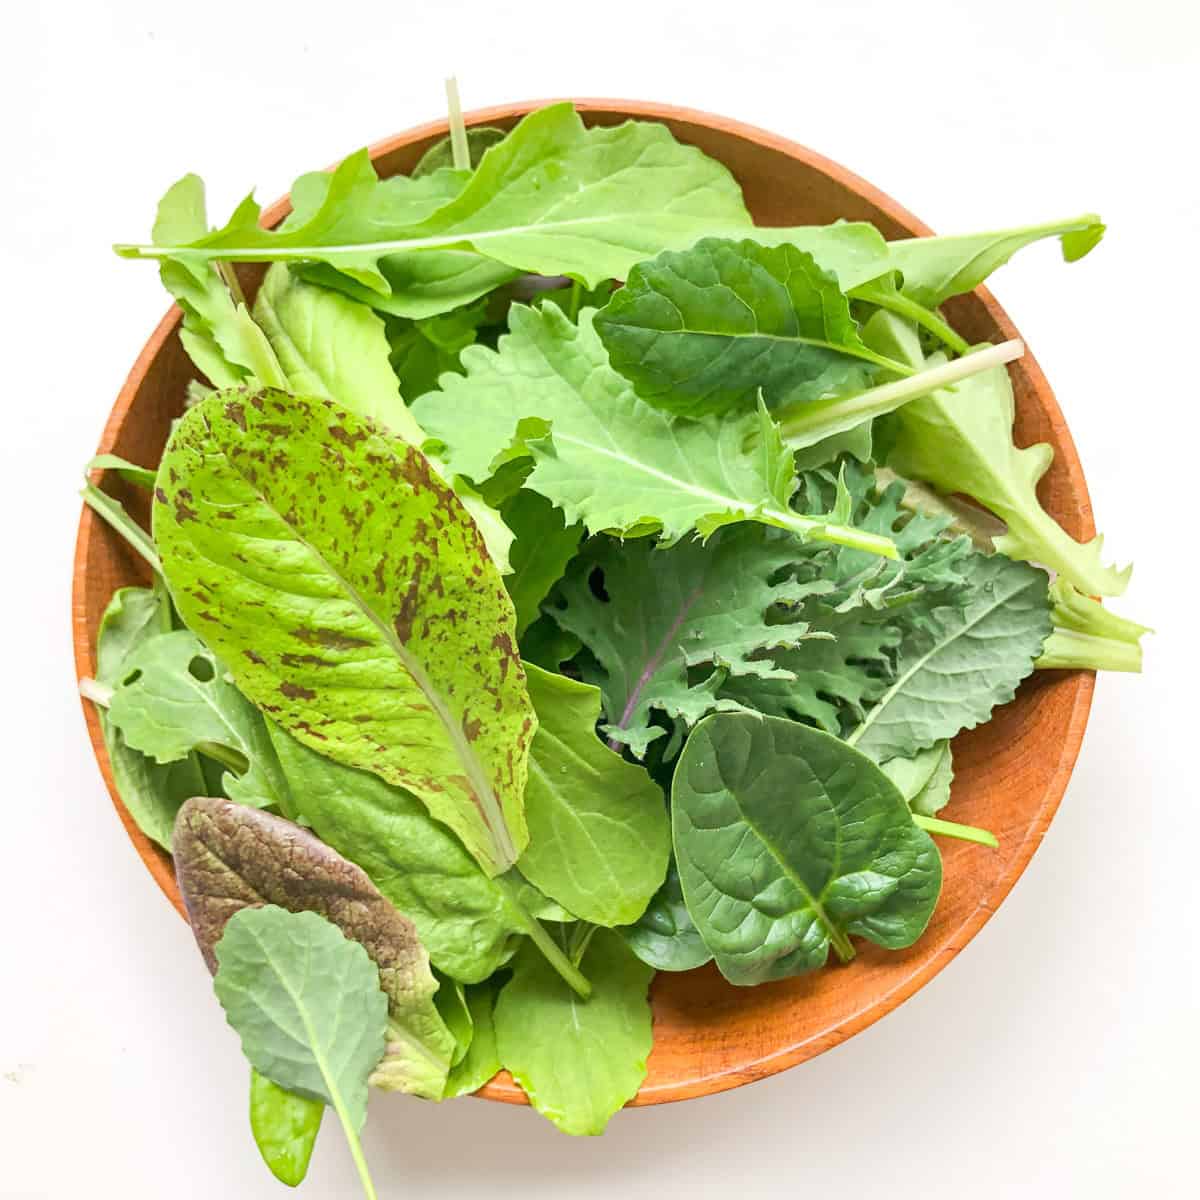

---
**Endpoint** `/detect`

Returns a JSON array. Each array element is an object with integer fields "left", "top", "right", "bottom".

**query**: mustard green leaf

[
  {"left": 672, "top": 713, "right": 942, "bottom": 985},
  {"left": 249, "top": 1069, "right": 324, "bottom": 1188},
  {"left": 153, "top": 389, "right": 534, "bottom": 875},
  {"left": 494, "top": 927, "right": 653, "bottom": 1135},
  {"left": 518, "top": 664, "right": 670, "bottom": 926}
]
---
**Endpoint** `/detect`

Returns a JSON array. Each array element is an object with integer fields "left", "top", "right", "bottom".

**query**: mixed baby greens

[{"left": 82, "top": 94, "right": 1147, "bottom": 1193}]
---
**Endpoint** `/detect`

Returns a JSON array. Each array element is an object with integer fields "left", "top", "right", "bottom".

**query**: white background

[{"left": 4, "top": 2, "right": 1197, "bottom": 1196}]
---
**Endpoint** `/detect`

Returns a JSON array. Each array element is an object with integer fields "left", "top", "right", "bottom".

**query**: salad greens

[{"left": 82, "top": 93, "right": 1147, "bottom": 1190}]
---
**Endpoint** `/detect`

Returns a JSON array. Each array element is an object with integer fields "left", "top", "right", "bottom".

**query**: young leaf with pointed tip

[
  {"left": 249, "top": 1069, "right": 324, "bottom": 1188},
  {"left": 442, "top": 982, "right": 502, "bottom": 1099},
  {"left": 518, "top": 664, "right": 670, "bottom": 926},
  {"left": 412, "top": 305, "right": 897, "bottom": 558},
  {"left": 153, "top": 389, "right": 534, "bottom": 876},
  {"left": 594, "top": 238, "right": 909, "bottom": 416},
  {"left": 494, "top": 927, "right": 654, "bottom": 1136},
  {"left": 672, "top": 713, "right": 942, "bottom": 986},
  {"left": 213, "top": 906, "right": 386, "bottom": 1200},
  {"left": 880, "top": 740, "right": 955, "bottom": 818},
  {"left": 622, "top": 858, "right": 712, "bottom": 972}
]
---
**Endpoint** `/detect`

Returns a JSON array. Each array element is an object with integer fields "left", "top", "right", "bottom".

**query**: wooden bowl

[{"left": 72, "top": 99, "right": 1095, "bottom": 1109}]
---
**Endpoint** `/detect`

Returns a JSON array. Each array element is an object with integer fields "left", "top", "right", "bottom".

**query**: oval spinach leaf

[
  {"left": 621, "top": 858, "right": 712, "bottom": 972},
  {"left": 672, "top": 713, "right": 942, "bottom": 986}
]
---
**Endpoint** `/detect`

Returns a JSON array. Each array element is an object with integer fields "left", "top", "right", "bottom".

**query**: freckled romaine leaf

[
  {"left": 672, "top": 713, "right": 942, "bottom": 985},
  {"left": 518, "top": 664, "right": 669, "bottom": 926},
  {"left": 494, "top": 927, "right": 654, "bottom": 1135},
  {"left": 153, "top": 389, "right": 534, "bottom": 875},
  {"left": 104, "top": 629, "right": 289, "bottom": 810},
  {"left": 443, "top": 982, "right": 501, "bottom": 1099},
  {"left": 412, "top": 305, "right": 896, "bottom": 557},
  {"left": 881, "top": 214, "right": 1105, "bottom": 309},
  {"left": 547, "top": 526, "right": 830, "bottom": 758},
  {"left": 265, "top": 724, "right": 534, "bottom": 984},
  {"left": 1037, "top": 578, "right": 1149, "bottom": 672},
  {"left": 173, "top": 795, "right": 455, "bottom": 1100},
  {"left": 593, "top": 238, "right": 904, "bottom": 416},
  {"left": 501, "top": 491, "right": 583, "bottom": 634},
  {"left": 622, "top": 858, "right": 712, "bottom": 972},
  {"left": 845, "top": 553, "right": 1052, "bottom": 763},
  {"left": 249, "top": 1069, "right": 324, "bottom": 1188},
  {"left": 91, "top": 587, "right": 207, "bottom": 849},
  {"left": 881, "top": 740, "right": 954, "bottom": 818},
  {"left": 214, "top": 906, "right": 387, "bottom": 1135}
]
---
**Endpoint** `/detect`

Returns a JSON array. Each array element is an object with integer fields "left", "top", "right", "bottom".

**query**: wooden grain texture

[{"left": 72, "top": 99, "right": 1095, "bottom": 1110}]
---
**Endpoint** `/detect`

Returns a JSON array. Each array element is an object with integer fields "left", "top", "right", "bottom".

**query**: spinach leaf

[
  {"left": 494, "top": 927, "right": 654, "bottom": 1135},
  {"left": 672, "top": 713, "right": 942, "bottom": 985},
  {"left": 411, "top": 305, "right": 897, "bottom": 558},
  {"left": 249, "top": 1069, "right": 324, "bottom": 1187},
  {"left": 622, "top": 858, "right": 712, "bottom": 972},
  {"left": 501, "top": 491, "right": 583, "bottom": 634},
  {"left": 174, "top": 796, "right": 456, "bottom": 1100},
  {"left": 594, "top": 238, "right": 907, "bottom": 416},
  {"left": 154, "top": 389, "right": 535, "bottom": 876},
  {"left": 214, "top": 907, "right": 385, "bottom": 1198},
  {"left": 518, "top": 664, "right": 669, "bottom": 926},
  {"left": 105, "top": 629, "right": 289, "bottom": 810},
  {"left": 90, "top": 587, "right": 206, "bottom": 849},
  {"left": 548, "top": 525, "right": 831, "bottom": 758},
  {"left": 443, "top": 982, "right": 502, "bottom": 1099},
  {"left": 845, "top": 553, "right": 1052, "bottom": 763}
]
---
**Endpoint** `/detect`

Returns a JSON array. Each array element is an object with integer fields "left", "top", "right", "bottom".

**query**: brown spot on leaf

[
  {"left": 244, "top": 650, "right": 265, "bottom": 665},
  {"left": 280, "top": 653, "right": 331, "bottom": 667},
  {"left": 462, "top": 715, "right": 482, "bottom": 742},
  {"left": 280, "top": 682, "right": 316, "bottom": 700},
  {"left": 155, "top": 487, "right": 168, "bottom": 504},
  {"left": 291, "top": 627, "right": 372, "bottom": 650},
  {"left": 329, "top": 424, "right": 368, "bottom": 449},
  {"left": 225, "top": 401, "right": 247, "bottom": 430}
]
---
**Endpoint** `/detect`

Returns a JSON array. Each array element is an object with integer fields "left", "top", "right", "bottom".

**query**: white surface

[{"left": 3, "top": 1, "right": 1197, "bottom": 1196}]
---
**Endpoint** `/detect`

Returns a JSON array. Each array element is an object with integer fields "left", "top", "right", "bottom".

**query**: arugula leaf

[
  {"left": 501, "top": 491, "right": 583, "bottom": 634},
  {"left": 1037, "top": 578, "right": 1149, "bottom": 672},
  {"left": 249, "top": 1069, "right": 324, "bottom": 1188},
  {"left": 154, "top": 389, "right": 534, "bottom": 875},
  {"left": 548, "top": 526, "right": 831, "bottom": 757},
  {"left": 104, "top": 629, "right": 288, "bottom": 809},
  {"left": 881, "top": 740, "right": 954, "bottom": 818},
  {"left": 622, "top": 858, "right": 712, "bottom": 972},
  {"left": 594, "top": 238, "right": 907, "bottom": 416},
  {"left": 845, "top": 553, "right": 1052, "bottom": 763},
  {"left": 411, "top": 305, "right": 897, "bottom": 557},
  {"left": 174, "top": 796, "right": 455, "bottom": 1100},
  {"left": 443, "top": 982, "right": 502, "bottom": 1099},
  {"left": 881, "top": 214, "right": 1105, "bottom": 308},
  {"left": 518, "top": 664, "right": 670, "bottom": 926},
  {"left": 214, "top": 906, "right": 385, "bottom": 1198},
  {"left": 672, "top": 713, "right": 942, "bottom": 985},
  {"left": 494, "top": 927, "right": 654, "bottom": 1135},
  {"left": 90, "top": 587, "right": 207, "bottom": 849}
]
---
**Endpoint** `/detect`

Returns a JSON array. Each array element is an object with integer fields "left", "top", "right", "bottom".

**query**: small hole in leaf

[
  {"left": 587, "top": 567, "right": 609, "bottom": 602},
  {"left": 188, "top": 655, "right": 216, "bottom": 682},
  {"left": 121, "top": 668, "right": 142, "bottom": 687}
]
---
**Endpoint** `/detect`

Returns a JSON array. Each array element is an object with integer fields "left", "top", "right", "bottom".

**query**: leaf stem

[
  {"left": 829, "top": 926, "right": 856, "bottom": 964},
  {"left": 445, "top": 77, "right": 469, "bottom": 172},
  {"left": 1036, "top": 628, "right": 1143, "bottom": 673},
  {"left": 567, "top": 279, "right": 583, "bottom": 323},
  {"left": 338, "top": 1116, "right": 379, "bottom": 1200},
  {"left": 778, "top": 339, "right": 1025, "bottom": 449},
  {"left": 497, "top": 877, "right": 592, "bottom": 998},
  {"left": 852, "top": 283, "right": 971, "bottom": 355},
  {"left": 80, "top": 484, "right": 162, "bottom": 576},
  {"left": 79, "top": 677, "right": 114, "bottom": 707},
  {"left": 912, "top": 813, "right": 999, "bottom": 849}
]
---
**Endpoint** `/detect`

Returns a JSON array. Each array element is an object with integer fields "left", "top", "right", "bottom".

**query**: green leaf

[
  {"left": 174, "top": 796, "right": 455, "bottom": 1100},
  {"left": 213, "top": 906, "right": 385, "bottom": 1195},
  {"left": 672, "top": 713, "right": 942, "bottom": 985},
  {"left": 252, "top": 264, "right": 425, "bottom": 445},
  {"left": 593, "top": 238, "right": 905, "bottom": 416},
  {"left": 386, "top": 298, "right": 491, "bottom": 401},
  {"left": 518, "top": 664, "right": 670, "bottom": 926},
  {"left": 883, "top": 214, "right": 1105, "bottom": 309},
  {"left": 249, "top": 1069, "right": 324, "bottom": 1188},
  {"left": 443, "top": 982, "right": 502, "bottom": 1099},
  {"left": 412, "top": 305, "right": 897, "bottom": 558},
  {"left": 153, "top": 389, "right": 534, "bottom": 875},
  {"left": 432, "top": 974, "right": 473, "bottom": 1067},
  {"left": 622, "top": 858, "right": 712, "bottom": 972},
  {"left": 91, "top": 587, "right": 206, "bottom": 849},
  {"left": 501, "top": 491, "right": 583, "bottom": 634},
  {"left": 519, "top": 614, "right": 583, "bottom": 673},
  {"left": 494, "top": 927, "right": 654, "bottom": 1135},
  {"left": 87, "top": 453, "right": 157, "bottom": 490},
  {"left": 1037, "top": 578, "right": 1149, "bottom": 672},
  {"left": 548, "top": 526, "right": 831, "bottom": 757},
  {"left": 845, "top": 554, "right": 1052, "bottom": 763},
  {"left": 874, "top": 324, "right": 1129, "bottom": 596},
  {"left": 881, "top": 740, "right": 954, "bottom": 818},
  {"left": 413, "top": 126, "right": 509, "bottom": 177},
  {"left": 104, "top": 629, "right": 289, "bottom": 809}
]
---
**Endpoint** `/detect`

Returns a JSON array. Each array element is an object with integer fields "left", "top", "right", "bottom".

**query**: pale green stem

[
  {"left": 445, "top": 77, "right": 469, "bottom": 171},
  {"left": 778, "top": 339, "right": 1025, "bottom": 447},
  {"left": 567, "top": 279, "right": 583, "bottom": 322},
  {"left": 913, "top": 813, "right": 999, "bottom": 849},
  {"left": 496, "top": 877, "right": 592, "bottom": 998},
  {"left": 330, "top": 1100, "right": 377, "bottom": 1200},
  {"left": 216, "top": 261, "right": 246, "bottom": 307},
  {"left": 1036, "top": 628, "right": 1143, "bottom": 673},
  {"left": 79, "top": 677, "right": 114, "bottom": 707},
  {"left": 80, "top": 484, "right": 162, "bottom": 576},
  {"left": 829, "top": 926, "right": 856, "bottom": 964},
  {"left": 852, "top": 283, "right": 971, "bottom": 355}
]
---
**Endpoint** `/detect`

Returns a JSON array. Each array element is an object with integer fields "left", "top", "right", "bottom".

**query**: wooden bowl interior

[{"left": 73, "top": 100, "right": 1094, "bottom": 1108}]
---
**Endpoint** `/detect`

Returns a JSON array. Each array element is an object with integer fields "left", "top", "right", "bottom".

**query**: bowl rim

[{"left": 72, "top": 97, "right": 1096, "bottom": 1109}]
